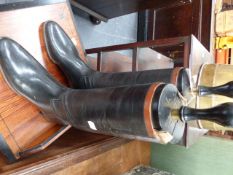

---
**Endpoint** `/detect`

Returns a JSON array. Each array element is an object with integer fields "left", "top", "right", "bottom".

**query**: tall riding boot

[
  {"left": 43, "top": 21, "right": 190, "bottom": 95},
  {"left": 52, "top": 83, "right": 185, "bottom": 144},
  {"left": 0, "top": 38, "right": 185, "bottom": 144}
]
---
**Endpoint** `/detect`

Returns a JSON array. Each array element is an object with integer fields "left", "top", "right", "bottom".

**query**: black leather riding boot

[
  {"left": 52, "top": 83, "right": 185, "bottom": 144},
  {"left": 0, "top": 38, "right": 185, "bottom": 144},
  {"left": 43, "top": 21, "right": 190, "bottom": 95}
]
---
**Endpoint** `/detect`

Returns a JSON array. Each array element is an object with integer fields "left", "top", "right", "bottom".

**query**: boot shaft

[{"left": 51, "top": 83, "right": 185, "bottom": 144}]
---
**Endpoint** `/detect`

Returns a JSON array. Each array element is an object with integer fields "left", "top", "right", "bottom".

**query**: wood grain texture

[
  {"left": 0, "top": 128, "right": 150, "bottom": 175},
  {"left": 0, "top": 1, "right": 86, "bottom": 159},
  {"left": 0, "top": 129, "right": 114, "bottom": 174},
  {"left": 52, "top": 140, "right": 150, "bottom": 175},
  {"left": 146, "top": 0, "right": 212, "bottom": 50}
]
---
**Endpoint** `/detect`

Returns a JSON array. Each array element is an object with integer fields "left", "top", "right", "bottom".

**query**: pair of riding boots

[{"left": 0, "top": 21, "right": 191, "bottom": 144}]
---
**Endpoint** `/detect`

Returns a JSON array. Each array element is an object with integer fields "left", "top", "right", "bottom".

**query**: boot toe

[
  {"left": 43, "top": 21, "right": 79, "bottom": 62},
  {"left": 0, "top": 37, "right": 65, "bottom": 110},
  {"left": 0, "top": 37, "right": 27, "bottom": 92}
]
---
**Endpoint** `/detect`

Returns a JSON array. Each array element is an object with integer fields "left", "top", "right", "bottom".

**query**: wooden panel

[
  {"left": 0, "top": 1, "right": 86, "bottom": 160},
  {"left": 0, "top": 129, "right": 133, "bottom": 174},
  {"left": 146, "top": 0, "right": 212, "bottom": 50},
  {"left": 200, "top": 0, "right": 212, "bottom": 49},
  {"left": 154, "top": 3, "right": 193, "bottom": 39},
  {"left": 52, "top": 140, "right": 150, "bottom": 175}
]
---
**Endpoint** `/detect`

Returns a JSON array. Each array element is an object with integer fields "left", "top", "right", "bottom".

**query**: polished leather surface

[
  {"left": 0, "top": 37, "right": 66, "bottom": 113},
  {"left": 58, "top": 83, "right": 184, "bottom": 143},
  {"left": 60, "top": 85, "right": 150, "bottom": 138},
  {"left": 43, "top": 21, "right": 189, "bottom": 93},
  {"left": 43, "top": 21, "right": 94, "bottom": 88},
  {"left": 0, "top": 38, "right": 184, "bottom": 143}
]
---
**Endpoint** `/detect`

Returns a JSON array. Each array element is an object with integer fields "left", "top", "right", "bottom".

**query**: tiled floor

[{"left": 73, "top": 11, "right": 138, "bottom": 49}]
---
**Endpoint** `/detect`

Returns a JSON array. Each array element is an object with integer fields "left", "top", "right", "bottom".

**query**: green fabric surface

[{"left": 151, "top": 136, "right": 233, "bottom": 175}]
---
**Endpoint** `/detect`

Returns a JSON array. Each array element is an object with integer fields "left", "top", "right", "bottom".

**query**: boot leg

[
  {"left": 90, "top": 67, "right": 190, "bottom": 96},
  {"left": 51, "top": 83, "right": 185, "bottom": 144},
  {"left": 43, "top": 21, "right": 190, "bottom": 95}
]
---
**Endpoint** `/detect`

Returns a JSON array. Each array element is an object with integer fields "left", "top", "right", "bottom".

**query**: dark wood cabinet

[
  {"left": 139, "top": 0, "right": 212, "bottom": 51},
  {"left": 71, "top": 0, "right": 191, "bottom": 22}
]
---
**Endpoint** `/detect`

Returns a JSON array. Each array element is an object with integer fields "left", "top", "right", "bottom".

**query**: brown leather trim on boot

[
  {"left": 170, "top": 67, "right": 183, "bottom": 86},
  {"left": 143, "top": 83, "right": 163, "bottom": 139}
]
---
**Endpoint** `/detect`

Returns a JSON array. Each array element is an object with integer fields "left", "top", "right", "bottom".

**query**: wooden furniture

[
  {"left": 138, "top": 0, "right": 212, "bottom": 50},
  {"left": 86, "top": 35, "right": 214, "bottom": 86},
  {"left": 71, "top": 0, "right": 191, "bottom": 22},
  {"left": 0, "top": 128, "right": 150, "bottom": 174},
  {"left": 86, "top": 36, "right": 191, "bottom": 69}
]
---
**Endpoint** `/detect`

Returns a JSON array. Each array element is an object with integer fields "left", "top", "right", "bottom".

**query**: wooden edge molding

[
  {"left": 18, "top": 125, "right": 72, "bottom": 158},
  {"left": 85, "top": 36, "right": 191, "bottom": 54},
  {"left": 3, "top": 137, "right": 130, "bottom": 175}
]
